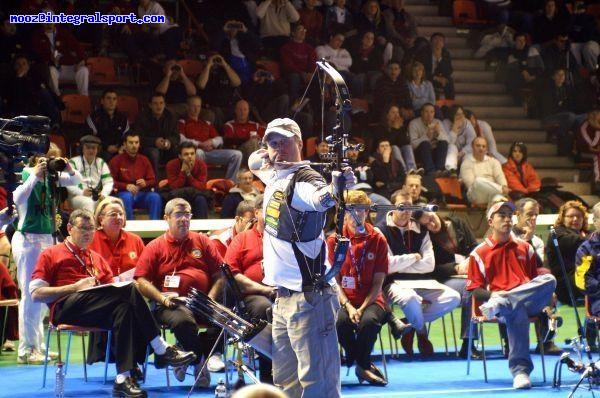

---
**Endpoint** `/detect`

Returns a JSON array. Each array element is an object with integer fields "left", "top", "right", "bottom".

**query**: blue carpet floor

[{"left": 2, "top": 345, "right": 599, "bottom": 398}]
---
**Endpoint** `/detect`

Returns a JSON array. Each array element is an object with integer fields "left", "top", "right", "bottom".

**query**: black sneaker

[
  {"left": 154, "top": 346, "right": 197, "bottom": 369},
  {"left": 459, "top": 341, "right": 482, "bottom": 359},
  {"left": 130, "top": 366, "right": 143, "bottom": 385},
  {"left": 112, "top": 377, "right": 148, "bottom": 398}
]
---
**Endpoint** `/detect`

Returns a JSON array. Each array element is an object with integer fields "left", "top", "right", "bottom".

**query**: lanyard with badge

[
  {"left": 342, "top": 239, "right": 369, "bottom": 290},
  {"left": 64, "top": 239, "right": 97, "bottom": 284},
  {"left": 163, "top": 235, "right": 181, "bottom": 289}
]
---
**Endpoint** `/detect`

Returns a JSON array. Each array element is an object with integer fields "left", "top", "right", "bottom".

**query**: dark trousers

[
  {"left": 415, "top": 140, "right": 449, "bottom": 173},
  {"left": 52, "top": 284, "right": 159, "bottom": 373},
  {"left": 163, "top": 187, "right": 209, "bottom": 219},
  {"left": 154, "top": 304, "right": 220, "bottom": 363},
  {"left": 336, "top": 303, "right": 386, "bottom": 368},
  {"left": 243, "top": 294, "right": 273, "bottom": 383}
]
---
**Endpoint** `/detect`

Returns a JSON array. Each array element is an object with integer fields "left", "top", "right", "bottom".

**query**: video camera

[{"left": 0, "top": 116, "right": 51, "bottom": 159}]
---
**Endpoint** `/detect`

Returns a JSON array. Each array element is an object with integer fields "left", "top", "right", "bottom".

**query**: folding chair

[
  {"left": 61, "top": 94, "right": 92, "bottom": 124},
  {"left": 466, "top": 297, "right": 546, "bottom": 382},
  {"left": 452, "top": 0, "right": 490, "bottom": 27},
  {"left": 42, "top": 323, "right": 112, "bottom": 387},
  {"left": 0, "top": 299, "right": 18, "bottom": 355}
]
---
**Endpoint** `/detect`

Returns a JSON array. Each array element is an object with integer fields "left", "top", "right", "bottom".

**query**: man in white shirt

[
  {"left": 459, "top": 136, "right": 508, "bottom": 206},
  {"left": 67, "top": 135, "right": 114, "bottom": 213}
]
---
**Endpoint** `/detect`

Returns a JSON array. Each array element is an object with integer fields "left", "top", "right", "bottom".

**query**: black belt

[{"left": 275, "top": 285, "right": 334, "bottom": 298}]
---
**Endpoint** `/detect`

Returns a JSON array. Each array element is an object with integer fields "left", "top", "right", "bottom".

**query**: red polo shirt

[
  {"left": 178, "top": 117, "right": 219, "bottom": 143},
  {"left": 223, "top": 120, "right": 265, "bottom": 147},
  {"left": 224, "top": 227, "right": 264, "bottom": 284},
  {"left": 327, "top": 223, "right": 388, "bottom": 309},
  {"left": 109, "top": 152, "right": 156, "bottom": 191},
  {"left": 134, "top": 231, "right": 223, "bottom": 296},
  {"left": 467, "top": 235, "right": 537, "bottom": 292},
  {"left": 89, "top": 229, "right": 145, "bottom": 276},
  {"left": 31, "top": 242, "right": 114, "bottom": 304}
]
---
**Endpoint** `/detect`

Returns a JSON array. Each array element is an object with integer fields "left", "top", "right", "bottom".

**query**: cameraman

[
  {"left": 67, "top": 135, "right": 114, "bottom": 213},
  {"left": 12, "top": 151, "right": 81, "bottom": 364},
  {"left": 155, "top": 59, "right": 197, "bottom": 118}
]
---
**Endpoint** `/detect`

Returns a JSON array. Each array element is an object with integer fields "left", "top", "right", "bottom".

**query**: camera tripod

[{"left": 549, "top": 227, "right": 599, "bottom": 397}]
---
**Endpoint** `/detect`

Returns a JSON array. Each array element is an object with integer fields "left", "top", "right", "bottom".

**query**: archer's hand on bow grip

[
  {"left": 248, "top": 148, "right": 272, "bottom": 172},
  {"left": 331, "top": 167, "right": 357, "bottom": 195}
]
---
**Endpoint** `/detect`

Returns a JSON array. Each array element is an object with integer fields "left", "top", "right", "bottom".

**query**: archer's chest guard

[{"left": 264, "top": 168, "right": 327, "bottom": 242}]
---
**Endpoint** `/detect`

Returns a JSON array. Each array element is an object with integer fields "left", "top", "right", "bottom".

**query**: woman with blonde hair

[
  {"left": 89, "top": 196, "right": 144, "bottom": 280},
  {"left": 408, "top": 61, "right": 436, "bottom": 114},
  {"left": 545, "top": 200, "right": 589, "bottom": 305},
  {"left": 327, "top": 190, "right": 389, "bottom": 385}
]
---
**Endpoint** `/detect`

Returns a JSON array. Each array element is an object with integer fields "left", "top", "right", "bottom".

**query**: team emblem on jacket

[
  {"left": 129, "top": 251, "right": 137, "bottom": 260},
  {"left": 191, "top": 249, "right": 203, "bottom": 258},
  {"left": 367, "top": 252, "right": 375, "bottom": 260}
]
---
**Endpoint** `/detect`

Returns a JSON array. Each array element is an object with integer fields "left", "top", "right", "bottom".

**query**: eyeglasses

[
  {"left": 73, "top": 224, "right": 96, "bottom": 232},
  {"left": 170, "top": 211, "right": 192, "bottom": 219},
  {"left": 564, "top": 214, "right": 583, "bottom": 219},
  {"left": 103, "top": 211, "right": 124, "bottom": 218}
]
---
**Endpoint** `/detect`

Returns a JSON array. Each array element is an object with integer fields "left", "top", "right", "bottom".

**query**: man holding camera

[
  {"left": 13, "top": 152, "right": 82, "bottom": 364},
  {"left": 155, "top": 60, "right": 197, "bottom": 118},
  {"left": 67, "top": 135, "right": 114, "bottom": 213}
]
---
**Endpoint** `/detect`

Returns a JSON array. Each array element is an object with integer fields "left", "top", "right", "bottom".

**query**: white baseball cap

[
  {"left": 486, "top": 201, "right": 516, "bottom": 220},
  {"left": 263, "top": 118, "right": 302, "bottom": 142}
]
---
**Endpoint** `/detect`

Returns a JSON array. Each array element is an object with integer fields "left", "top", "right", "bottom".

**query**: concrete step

[
  {"left": 562, "top": 182, "right": 591, "bottom": 195},
  {"left": 469, "top": 106, "right": 526, "bottom": 119},
  {"left": 453, "top": 58, "right": 487, "bottom": 71},
  {"left": 455, "top": 82, "right": 505, "bottom": 94},
  {"left": 454, "top": 70, "right": 496, "bottom": 83},
  {"left": 537, "top": 169, "right": 578, "bottom": 180},
  {"left": 444, "top": 36, "right": 470, "bottom": 48},
  {"left": 405, "top": 4, "right": 439, "bottom": 16},
  {"left": 486, "top": 118, "right": 542, "bottom": 130},
  {"left": 418, "top": 26, "right": 462, "bottom": 38},
  {"left": 529, "top": 156, "right": 574, "bottom": 168},
  {"left": 494, "top": 130, "right": 545, "bottom": 142},
  {"left": 454, "top": 94, "right": 514, "bottom": 106},
  {"left": 580, "top": 195, "right": 599, "bottom": 205},
  {"left": 497, "top": 142, "right": 555, "bottom": 154},
  {"left": 415, "top": 15, "right": 454, "bottom": 27},
  {"left": 452, "top": 48, "right": 474, "bottom": 58}
]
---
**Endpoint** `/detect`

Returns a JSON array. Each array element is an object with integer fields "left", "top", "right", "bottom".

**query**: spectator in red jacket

[
  {"left": 502, "top": 141, "right": 541, "bottom": 200},
  {"left": 164, "top": 142, "right": 210, "bottom": 219},
  {"left": 109, "top": 131, "right": 162, "bottom": 220},
  {"left": 223, "top": 99, "right": 266, "bottom": 165},
  {"left": 30, "top": 23, "right": 89, "bottom": 96}
]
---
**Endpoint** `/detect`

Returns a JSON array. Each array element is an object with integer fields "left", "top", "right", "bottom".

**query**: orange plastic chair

[
  {"left": 61, "top": 94, "right": 91, "bottom": 124},
  {"left": 434, "top": 177, "right": 468, "bottom": 209},
  {"left": 87, "top": 57, "right": 120, "bottom": 85},
  {"left": 453, "top": 0, "right": 489, "bottom": 27},
  {"left": 255, "top": 59, "right": 281, "bottom": 80},
  {"left": 206, "top": 179, "right": 236, "bottom": 212},
  {"left": 118, "top": 95, "right": 140, "bottom": 124},
  {"left": 178, "top": 59, "right": 205, "bottom": 79},
  {"left": 252, "top": 179, "right": 265, "bottom": 193}
]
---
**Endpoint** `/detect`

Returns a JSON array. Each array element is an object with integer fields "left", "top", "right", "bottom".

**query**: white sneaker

[
  {"left": 173, "top": 364, "right": 188, "bottom": 382},
  {"left": 206, "top": 353, "right": 225, "bottom": 372},
  {"left": 2, "top": 340, "right": 15, "bottom": 351},
  {"left": 43, "top": 349, "right": 59, "bottom": 360},
  {"left": 17, "top": 349, "right": 46, "bottom": 365},
  {"left": 513, "top": 372, "right": 531, "bottom": 389},
  {"left": 194, "top": 362, "right": 211, "bottom": 388},
  {"left": 479, "top": 295, "right": 510, "bottom": 319}
]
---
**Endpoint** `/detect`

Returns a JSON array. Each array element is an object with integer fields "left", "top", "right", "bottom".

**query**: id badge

[
  {"left": 341, "top": 276, "right": 356, "bottom": 289},
  {"left": 164, "top": 275, "right": 181, "bottom": 288}
]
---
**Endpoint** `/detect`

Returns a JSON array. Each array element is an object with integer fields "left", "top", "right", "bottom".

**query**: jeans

[
  {"left": 415, "top": 140, "right": 449, "bottom": 173},
  {"left": 196, "top": 148, "right": 242, "bottom": 182},
  {"left": 117, "top": 190, "right": 162, "bottom": 220}
]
